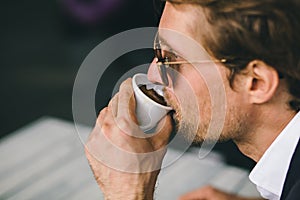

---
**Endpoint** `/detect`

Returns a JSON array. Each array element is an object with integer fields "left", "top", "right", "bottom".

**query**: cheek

[
  {"left": 176, "top": 67, "right": 211, "bottom": 103},
  {"left": 173, "top": 67, "right": 212, "bottom": 117}
]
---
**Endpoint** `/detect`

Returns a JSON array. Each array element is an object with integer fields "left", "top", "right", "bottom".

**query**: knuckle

[
  {"left": 110, "top": 93, "right": 119, "bottom": 103},
  {"left": 120, "top": 79, "right": 129, "bottom": 89},
  {"left": 101, "top": 121, "right": 111, "bottom": 133},
  {"left": 97, "top": 107, "right": 108, "bottom": 121},
  {"left": 100, "top": 107, "right": 109, "bottom": 115},
  {"left": 120, "top": 79, "right": 133, "bottom": 92},
  {"left": 107, "top": 104, "right": 114, "bottom": 114},
  {"left": 123, "top": 78, "right": 132, "bottom": 85}
]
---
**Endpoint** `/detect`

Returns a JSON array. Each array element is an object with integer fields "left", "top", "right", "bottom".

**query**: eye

[
  {"left": 161, "top": 50, "right": 182, "bottom": 72},
  {"left": 162, "top": 49, "right": 179, "bottom": 62},
  {"left": 166, "top": 50, "right": 178, "bottom": 61}
]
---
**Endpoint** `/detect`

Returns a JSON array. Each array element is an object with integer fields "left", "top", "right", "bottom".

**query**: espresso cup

[{"left": 132, "top": 73, "right": 173, "bottom": 132}]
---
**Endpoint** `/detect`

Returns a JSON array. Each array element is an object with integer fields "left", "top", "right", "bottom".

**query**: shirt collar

[{"left": 249, "top": 111, "right": 300, "bottom": 197}]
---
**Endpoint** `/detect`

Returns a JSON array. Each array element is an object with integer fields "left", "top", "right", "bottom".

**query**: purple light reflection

[{"left": 61, "top": 0, "right": 123, "bottom": 24}]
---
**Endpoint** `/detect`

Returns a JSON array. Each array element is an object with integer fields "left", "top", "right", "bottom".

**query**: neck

[{"left": 234, "top": 107, "right": 296, "bottom": 162}]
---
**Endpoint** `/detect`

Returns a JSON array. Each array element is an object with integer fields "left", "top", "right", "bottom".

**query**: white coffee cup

[{"left": 132, "top": 73, "right": 173, "bottom": 132}]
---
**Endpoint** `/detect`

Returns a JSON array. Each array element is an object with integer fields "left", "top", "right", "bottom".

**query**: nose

[{"left": 147, "top": 59, "right": 164, "bottom": 85}]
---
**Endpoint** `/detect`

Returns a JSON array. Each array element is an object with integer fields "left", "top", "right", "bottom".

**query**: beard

[
  {"left": 164, "top": 89, "right": 202, "bottom": 143},
  {"left": 164, "top": 89, "right": 247, "bottom": 145}
]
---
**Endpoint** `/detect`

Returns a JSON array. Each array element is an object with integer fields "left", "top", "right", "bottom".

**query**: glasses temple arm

[{"left": 157, "top": 59, "right": 227, "bottom": 66}]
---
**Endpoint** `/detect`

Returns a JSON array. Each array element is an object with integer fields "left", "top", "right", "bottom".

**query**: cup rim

[{"left": 132, "top": 73, "right": 173, "bottom": 110}]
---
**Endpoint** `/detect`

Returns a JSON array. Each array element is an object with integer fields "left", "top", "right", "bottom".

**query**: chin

[{"left": 180, "top": 123, "right": 230, "bottom": 144}]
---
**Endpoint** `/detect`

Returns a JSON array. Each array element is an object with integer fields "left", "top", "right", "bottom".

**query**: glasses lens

[
  {"left": 158, "top": 62, "right": 169, "bottom": 86},
  {"left": 153, "top": 33, "right": 167, "bottom": 85},
  {"left": 154, "top": 48, "right": 164, "bottom": 61}
]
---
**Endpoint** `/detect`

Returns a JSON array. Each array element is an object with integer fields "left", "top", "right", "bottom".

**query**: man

[{"left": 85, "top": 0, "right": 300, "bottom": 199}]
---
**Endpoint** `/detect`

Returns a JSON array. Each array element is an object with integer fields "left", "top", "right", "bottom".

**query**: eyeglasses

[{"left": 154, "top": 33, "right": 227, "bottom": 86}]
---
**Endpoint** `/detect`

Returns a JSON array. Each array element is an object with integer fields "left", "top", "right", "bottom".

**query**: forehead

[
  {"left": 158, "top": 2, "right": 211, "bottom": 60},
  {"left": 159, "top": 2, "right": 205, "bottom": 43}
]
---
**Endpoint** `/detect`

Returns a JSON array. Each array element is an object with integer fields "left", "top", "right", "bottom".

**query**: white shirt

[{"left": 249, "top": 112, "right": 300, "bottom": 200}]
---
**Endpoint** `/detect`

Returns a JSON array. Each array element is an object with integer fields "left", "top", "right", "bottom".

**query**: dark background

[{"left": 0, "top": 0, "right": 255, "bottom": 170}]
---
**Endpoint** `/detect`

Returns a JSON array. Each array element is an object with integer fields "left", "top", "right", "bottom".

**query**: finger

[
  {"left": 178, "top": 187, "right": 207, "bottom": 200},
  {"left": 149, "top": 114, "right": 173, "bottom": 149},
  {"left": 86, "top": 117, "right": 109, "bottom": 157},
  {"left": 96, "top": 107, "right": 109, "bottom": 127},
  {"left": 88, "top": 107, "right": 109, "bottom": 145},
  {"left": 108, "top": 93, "right": 119, "bottom": 117},
  {"left": 100, "top": 104, "right": 137, "bottom": 147},
  {"left": 117, "top": 78, "right": 135, "bottom": 121},
  {"left": 129, "top": 93, "right": 138, "bottom": 124},
  {"left": 179, "top": 186, "right": 229, "bottom": 200}
]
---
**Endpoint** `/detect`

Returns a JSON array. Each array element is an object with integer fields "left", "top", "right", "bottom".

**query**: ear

[{"left": 244, "top": 60, "right": 279, "bottom": 104}]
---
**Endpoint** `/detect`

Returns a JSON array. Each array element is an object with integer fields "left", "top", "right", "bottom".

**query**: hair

[{"left": 158, "top": 0, "right": 300, "bottom": 111}]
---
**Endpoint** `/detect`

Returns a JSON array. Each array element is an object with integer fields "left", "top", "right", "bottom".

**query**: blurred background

[{"left": 0, "top": 0, "right": 255, "bottom": 170}]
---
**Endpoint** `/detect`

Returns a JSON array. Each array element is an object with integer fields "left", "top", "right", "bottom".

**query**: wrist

[
  {"left": 103, "top": 171, "right": 159, "bottom": 200},
  {"left": 104, "top": 186, "right": 154, "bottom": 200},
  {"left": 105, "top": 193, "right": 153, "bottom": 200}
]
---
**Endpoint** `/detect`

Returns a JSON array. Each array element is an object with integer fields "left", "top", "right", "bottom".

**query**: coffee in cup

[{"left": 139, "top": 85, "right": 167, "bottom": 106}]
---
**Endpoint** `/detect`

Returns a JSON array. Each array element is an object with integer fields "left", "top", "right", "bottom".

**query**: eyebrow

[{"left": 156, "top": 33, "right": 181, "bottom": 56}]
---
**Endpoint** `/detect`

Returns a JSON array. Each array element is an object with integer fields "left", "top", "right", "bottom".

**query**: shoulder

[
  {"left": 281, "top": 139, "right": 300, "bottom": 200},
  {"left": 285, "top": 180, "right": 300, "bottom": 200}
]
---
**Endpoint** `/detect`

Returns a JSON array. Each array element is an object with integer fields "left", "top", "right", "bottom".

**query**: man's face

[{"left": 147, "top": 2, "right": 250, "bottom": 143}]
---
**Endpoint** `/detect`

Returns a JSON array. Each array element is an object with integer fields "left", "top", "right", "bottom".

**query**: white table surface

[{"left": 0, "top": 117, "right": 261, "bottom": 200}]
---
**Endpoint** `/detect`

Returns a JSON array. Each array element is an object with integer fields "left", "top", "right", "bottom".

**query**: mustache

[{"left": 163, "top": 90, "right": 181, "bottom": 132}]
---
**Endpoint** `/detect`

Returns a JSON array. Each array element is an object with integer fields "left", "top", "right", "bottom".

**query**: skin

[
  {"left": 85, "top": 2, "right": 297, "bottom": 200},
  {"left": 179, "top": 186, "right": 262, "bottom": 200},
  {"left": 86, "top": 79, "right": 173, "bottom": 199}
]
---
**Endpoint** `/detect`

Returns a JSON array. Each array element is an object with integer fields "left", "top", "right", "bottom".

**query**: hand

[
  {"left": 179, "top": 185, "right": 264, "bottom": 200},
  {"left": 85, "top": 78, "right": 173, "bottom": 200}
]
